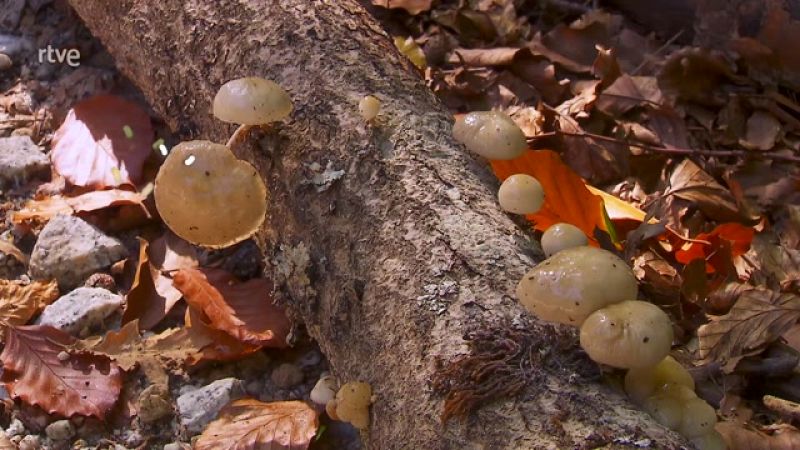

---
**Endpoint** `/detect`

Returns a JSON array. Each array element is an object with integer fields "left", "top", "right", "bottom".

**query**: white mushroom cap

[
  {"left": 579, "top": 300, "right": 674, "bottom": 369},
  {"left": 498, "top": 174, "right": 544, "bottom": 215},
  {"left": 625, "top": 356, "right": 695, "bottom": 404},
  {"left": 516, "top": 246, "right": 638, "bottom": 326},
  {"left": 154, "top": 140, "right": 267, "bottom": 248},
  {"left": 310, "top": 375, "right": 337, "bottom": 406},
  {"left": 541, "top": 223, "right": 588, "bottom": 257},
  {"left": 453, "top": 111, "right": 527, "bottom": 160},
  {"left": 213, "top": 77, "right": 293, "bottom": 125}
]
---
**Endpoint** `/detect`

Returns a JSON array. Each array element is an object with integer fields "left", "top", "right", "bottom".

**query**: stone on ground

[{"left": 36, "top": 287, "right": 123, "bottom": 335}]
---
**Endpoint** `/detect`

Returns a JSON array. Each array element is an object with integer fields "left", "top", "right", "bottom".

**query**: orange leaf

[
  {"left": 0, "top": 279, "right": 58, "bottom": 327},
  {"left": 12, "top": 189, "right": 148, "bottom": 224},
  {"left": 174, "top": 268, "right": 291, "bottom": 348},
  {"left": 195, "top": 399, "right": 319, "bottom": 450},
  {"left": 51, "top": 95, "right": 154, "bottom": 188},
  {"left": 184, "top": 306, "right": 261, "bottom": 361},
  {"left": 1, "top": 325, "right": 122, "bottom": 418},
  {"left": 675, "top": 223, "right": 755, "bottom": 274},
  {"left": 490, "top": 150, "right": 606, "bottom": 241}
]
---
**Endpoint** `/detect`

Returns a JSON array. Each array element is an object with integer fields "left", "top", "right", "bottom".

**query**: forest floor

[{"left": 1, "top": 0, "right": 800, "bottom": 449}]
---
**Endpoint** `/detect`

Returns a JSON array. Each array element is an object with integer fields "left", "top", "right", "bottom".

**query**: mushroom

[
  {"left": 541, "top": 223, "right": 588, "bottom": 257},
  {"left": 690, "top": 430, "right": 727, "bottom": 450},
  {"left": 678, "top": 397, "right": 717, "bottom": 438},
  {"left": 359, "top": 95, "right": 381, "bottom": 122},
  {"left": 334, "top": 381, "right": 372, "bottom": 430},
  {"left": 452, "top": 111, "right": 527, "bottom": 160},
  {"left": 212, "top": 76, "right": 293, "bottom": 147},
  {"left": 393, "top": 36, "right": 426, "bottom": 69},
  {"left": 642, "top": 393, "right": 683, "bottom": 430},
  {"left": 154, "top": 140, "right": 268, "bottom": 248},
  {"left": 625, "top": 356, "right": 695, "bottom": 404},
  {"left": 498, "top": 174, "right": 544, "bottom": 215},
  {"left": 310, "top": 375, "right": 337, "bottom": 406},
  {"left": 579, "top": 300, "right": 673, "bottom": 369},
  {"left": 516, "top": 246, "right": 638, "bottom": 326}
]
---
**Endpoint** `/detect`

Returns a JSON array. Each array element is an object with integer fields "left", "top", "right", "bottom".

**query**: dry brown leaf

[
  {"left": 195, "top": 399, "right": 318, "bottom": 450},
  {"left": 665, "top": 159, "right": 752, "bottom": 224},
  {"left": 697, "top": 287, "right": 800, "bottom": 370},
  {"left": 184, "top": 306, "right": 262, "bottom": 362},
  {"left": 0, "top": 279, "right": 58, "bottom": 326},
  {"left": 174, "top": 268, "right": 291, "bottom": 348},
  {"left": 12, "top": 189, "right": 148, "bottom": 224},
  {"left": 658, "top": 47, "right": 740, "bottom": 105},
  {"left": 447, "top": 47, "right": 520, "bottom": 67},
  {"left": 717, "top": 421, "right": 800, "bottom": 450},
  {"left": 1, "top": 325, "right": 122, "bottom": 418},
  {"left": 51, "top": 95, "right": 154, "bottom": 188},
  {"left": 740, "top": 110, "right": 782, "bottom": 151},
  {"left": 0, "top": 431, "right": 14, "bottom": 450},
  {"left": 595, "top": 75, "right": 664, "bottom": 117},
  {"left": 371, "top": 0, "right": 432, "bottom": 15},
  {"left": 149, "top": 232, "right": 198, "bottom": 273},
  {"left": 123, "top": 239, "right": 182, "bottom": 330},
  {"left": 0, "top": 239, "right": 27, "bottom": 266}
]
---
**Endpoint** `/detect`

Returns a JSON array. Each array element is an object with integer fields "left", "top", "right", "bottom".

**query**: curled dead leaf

[
  {"left": 195, "top": 399, "right": 318, "bottom": 450},
  {"left": 12, "top": 189, "right": 148, "bottom": 224},
  {"left": 0, "top": 279, "right": 58, "bottom": 327},
  {"left": 123, "top": 238, "right": 183, "bottom": 330}
]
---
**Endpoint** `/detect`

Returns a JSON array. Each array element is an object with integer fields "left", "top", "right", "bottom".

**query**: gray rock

[
  {"left": 0, "top": 34, "right": 33, "bottom": 58},
  {"left": 0, "top": 136, "right": 49, "bottom": 186},
  {"left": 29, "top": 215, "right": 127, "bottom": 289},
  {"left": 36, "top": 287, "right": 122, "bottom": 335},
  {"left": 45, "top": 420, "right": 75, "bottom": 441},
  {"left": 6, "top": 418, "right": 25, "bottom": 437},
  {"left": 177, "top": 378, "right": 244, "bottom": 434}
]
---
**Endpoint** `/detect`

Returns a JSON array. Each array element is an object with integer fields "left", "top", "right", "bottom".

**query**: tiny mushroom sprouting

[
  {"left": 359, "top": 95, "right": 381, "bottom": 122},
  {"left": 498, "top": 174, "right": 544, "bottom": 215},
  {"left": 154, "top": 140, "right": 268, "bottom": 248},
  {"left": 333, "top": 381, "right": 372, "bottom": 430},
  {"left": 213, "top": 76, "right": 293, "bottom": 147},
  {"left": 579, "top": 300, "right": 674, "bottom": 369},
  {"left": 540, "top": 223, "right": 588, "bottom": 257},
  {"left": 624, "top": 355, "right": 695, "bottom": 404},
  {"left": 516, "top": 246, "right": 638, "bottom": 326},
  {"left": 310, "top": 375, "right": 337, "bottom": 406},
  {"left": 453, "top": 111, "right": 527, "bottom": 160}
]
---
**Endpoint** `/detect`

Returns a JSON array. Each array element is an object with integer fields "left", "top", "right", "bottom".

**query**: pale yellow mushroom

[
  {"left": 579, "top": 300, "right": 673, "bottom": 369},
  {"left": 678, "top": 398, "right": 718, "bottom": 438},
  {"left": 154, "top": 140, "right": 267, "bottom": 248},
  {"left": 516, "top": 246, "right": 638, "bottom": 326},
  {"left": 541, "top": 223, "right": 588, "bottom": 257},
  {"left": 334, "top": 382, "right": 372, "bottom": 430},
  {"left": 359, "top": 95, "right": 381, "bottom": 122},
  {"left": 690, "top": 430, "right": 728, "bottom": 450},
  {"left": 642, "top": 393, "right": 683, "bottom": 430},
  {"left": 453, "top": 111, "right": 527, "bottom": 160},
  {"left": 625, "top": 356, "right": 695, "bottom": 405},
  {"left": 213, "top": 77, "right": 293, "bottom": 148},
  {"left": 498, "top": 174, "right": 544, "bottom": 215}
]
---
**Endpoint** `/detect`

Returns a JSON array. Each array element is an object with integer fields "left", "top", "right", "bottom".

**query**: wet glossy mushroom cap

[
  {"left": 213, "top": 77, "right": 293, "bottom": 125},
  {"left": 498, "top": 174, "right": 544, "bottom": 215},
  {"left": 453, "top": 111, "right": 527, "bottom": 160},
  {"left": 541, "top": 223, "right": 588, "bottom": 257},
  {"left": 334, "top": 382, "right": 372, "bottom": 430},
  {"left": 516, "top": 246, "right": 638, "bottom": 326},
  {"left": 625, "top": 355, "right": 695, "bottom": 404},
  {"left": 690, "top": 431, "right": 727, "bottom": 450},
  {"left": 359, "top": 95, "right": 381, "bottom": 122},
  {"left": 679, "top": 398, "right": 717, "bottom": 438},
  {"left": 154, "top": 140, "right": 267, "bottom": 248},
  {"left": 579, "top": 300, "right": 674, "bottom": 369}
]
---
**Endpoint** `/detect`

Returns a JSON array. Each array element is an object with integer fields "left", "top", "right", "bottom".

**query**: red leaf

[
  {"left": 51, "top": 95, "right": 154, "bottom": 188},
  {"left": 675, "top": 223, "right": 755, "bottom": 274},
  {"left": 0, "top": 325, "right": 122, "bottom": 418},
  {"left": 490, "top": 150, "right": 607, "bottom": 242},
  {"left": 174, "top": 268, "right": 291, "bottom": 348}
]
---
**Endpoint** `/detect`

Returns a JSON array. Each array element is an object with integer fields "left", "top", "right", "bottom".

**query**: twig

[
  {"left": 763, "top": 395, "right": 800, "bottom": 422},
  {"left": 529, "top": 131, "right": 800, "bottom": 163}
]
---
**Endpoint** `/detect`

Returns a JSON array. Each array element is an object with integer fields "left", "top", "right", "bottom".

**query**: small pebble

[
  {"left": 270, "top": 363, "right": 303, "bottom": 388},
  {"left": 45, "top": 419, "right": 75, "bottom": 441},
  {"left": 57, "top": 351, "right": 70, "bottom": 361},
  {"left": 18, "top": 435, "right": 40, "bottom": 450},
  {"left": 0, "top": 53, "right": 11, "bottom": 71},
  {"left": 6, "top": 418, "right": 24, "bottom": 437}
]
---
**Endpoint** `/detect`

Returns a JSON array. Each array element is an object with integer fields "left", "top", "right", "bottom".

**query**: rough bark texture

[{"left": 67, "top": 1, "right": 689, "bottom": 449}]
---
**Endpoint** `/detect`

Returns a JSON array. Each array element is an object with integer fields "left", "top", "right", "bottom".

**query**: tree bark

[{"left": 67, "top": 1, "right": 688, "bottom": 448}]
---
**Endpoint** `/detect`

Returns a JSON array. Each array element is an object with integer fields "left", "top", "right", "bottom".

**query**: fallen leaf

[
  {"left": 0, "top": 279, "right": 58, "bottom": 327},
  {"left": 490, "top": 150, "right": 607, "bottom": 242},
  {"left": 184, "top": 306, "right": 262, "bottom": 361},
  {"left": 717, "top": 421, "right": 800, "bottom": 450},
  {"left": 149, "top": 232, "right": 198, "bottom": 273},
  {"left": 675, "top": 223, "right": 755, "bottom": 275},
  {"left": 123, "top": 239, "right": 183, "bottom": 330},
  {"left": 658, "top": 48, "right": 740, "bottom": 105},
  {"left": 174, "top": 268, "right": 291, "bottom": 348},
  {"left": 51, "top": 95, "right": 154, "bottom": 188},
  {"left": 0, "top": 431, "right": 14, "bottom": 450},
  {"left": 195, "top": 399, "right": 319, "bottom": 450},
  {"left": 1, "top": 325, "right": 122, "bottom": 418},
  {"left": 447, "top": 47, "right": 520, "bottom": 67},
  {"left": 12, "top": 189, "right": 148, "bottom": 224},
  {"left": 595, "top": 75, "right": 664, "bottom": 116},
  {"left": 371, "top": 0, "right": 432, "bottom": 15},
  {"left": 665, "top": 159, "right": 754, "bottom": 224},
  {"left": 0, "top": 239, "right": 27, "bottom": 266},
  {"left": 697, "top": 287, "right": 800, "bottom": 371},
  {"left": 740, "top": 110, "right": 782, "bottom": 151}
]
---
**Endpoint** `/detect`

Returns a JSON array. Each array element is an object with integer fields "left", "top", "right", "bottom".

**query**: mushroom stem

[{"left": 225, "top": 124, "right": 253, "bottom": 149}]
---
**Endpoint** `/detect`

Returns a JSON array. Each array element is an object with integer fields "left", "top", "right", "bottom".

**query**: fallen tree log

[{"left": 67, "top": 1, "right": 688, "bottom": 448}]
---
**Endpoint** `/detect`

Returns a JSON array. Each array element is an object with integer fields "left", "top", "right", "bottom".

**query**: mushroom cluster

[
  {"left": 154, "top": 76, "right": 292, "bottom": 248},
  {"left": 453, "top": 111, "right": 527, "bottom": 160}
]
